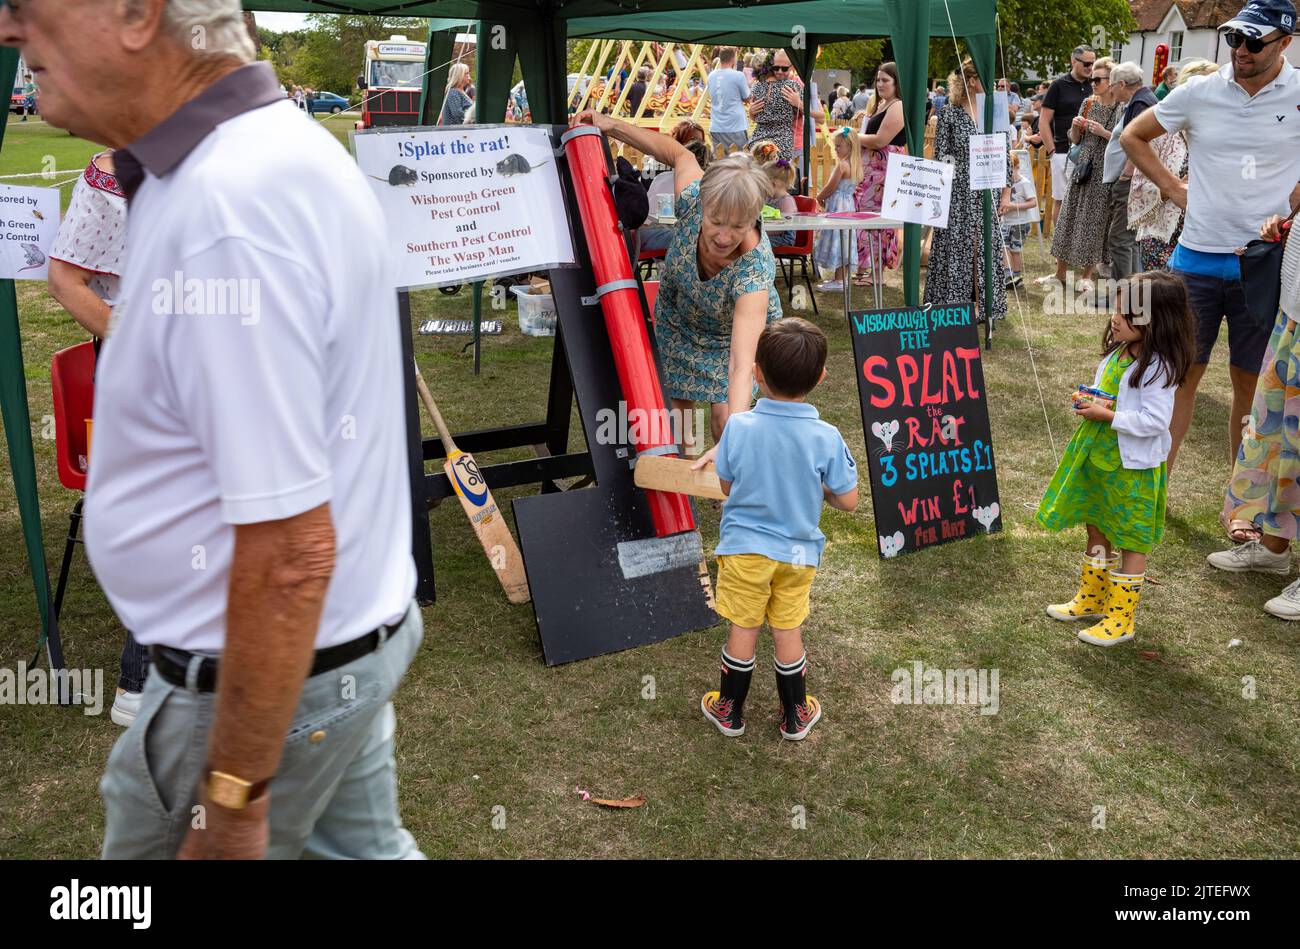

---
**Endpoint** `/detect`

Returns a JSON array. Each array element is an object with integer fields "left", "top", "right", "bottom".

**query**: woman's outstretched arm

[{"left": 571, "top": 109, "right": 703, "bottom": 196}]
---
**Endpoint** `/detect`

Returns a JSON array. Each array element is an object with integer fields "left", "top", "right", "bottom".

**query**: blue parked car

[{"left": 308, "top": 92, "right": 351, "bottom": 115}]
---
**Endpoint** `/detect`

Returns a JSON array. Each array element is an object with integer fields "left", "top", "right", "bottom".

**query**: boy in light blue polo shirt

[{"left": 701, "top": 317, "right": 859, "bottom": 741}]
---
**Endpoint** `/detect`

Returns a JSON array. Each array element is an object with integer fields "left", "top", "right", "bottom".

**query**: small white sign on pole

[
  {"left": 351, "top": 124, "right": 576, "bottom": 291},
  {"left": 969, "top": 134, "right": 1007, "bottom": 191},
  {"left": 0, "top": 185, "right": 60, "bottom": 281},
  {"left": 881, "top": 152, "right": 954, "bottom": 229}
]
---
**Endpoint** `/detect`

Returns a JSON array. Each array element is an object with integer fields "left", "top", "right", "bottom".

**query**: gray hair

[
  {"left": 1072, "top": 44, "right": 1095, "bottom": 59},
  {"left": 163, "top": 0, "right": 255, "bottom": 62},
  {"left": 697, "top": 152, "right": 769, "bottom": 224},
  {"left": 1110, "top": 61, "right": 1144, "bottom": 86}
]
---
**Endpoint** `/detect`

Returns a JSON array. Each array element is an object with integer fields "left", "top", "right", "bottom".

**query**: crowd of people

[{"left": 1031, "top": 0, "right": 1300, "bottom": 641}]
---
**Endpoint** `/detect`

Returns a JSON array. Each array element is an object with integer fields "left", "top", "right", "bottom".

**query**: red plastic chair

[
  {"left": 637, "top": 245, "right": 666, "bottom": 281},
  {"left": 643, "top": 280, "right": 659, "bottom": 324},
  {"left": 772, "top": 195, "right": 820, "bottom": 315},
  {"left": 50, "top": 341, "right": 95, "bottom": 619}
]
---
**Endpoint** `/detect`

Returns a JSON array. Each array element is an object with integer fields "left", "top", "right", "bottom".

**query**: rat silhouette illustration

[
  {"left": 879, "top": 531, "right": 905, "bottom": 558},
  {"left": 496, "top": 153, "right": 550, "bottom": 177},
  {"left": 870, "top": 419, "right": 900, "bottom": 454},
  {"left": 370, "top": 165, "right": 419, "bottom": 186}
]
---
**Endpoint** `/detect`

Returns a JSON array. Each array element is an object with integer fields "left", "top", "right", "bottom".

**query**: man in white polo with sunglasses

[{"left": 1123, "top": 0, "right": 1300, "bottom": 490}]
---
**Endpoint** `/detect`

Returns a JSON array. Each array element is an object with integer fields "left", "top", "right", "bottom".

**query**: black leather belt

[{"left": 149, "top": 618, "right": 404, "bottom": 693}]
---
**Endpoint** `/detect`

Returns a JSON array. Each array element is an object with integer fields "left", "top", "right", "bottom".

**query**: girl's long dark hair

[{"left": 1101, "top": 271, "right": 1196, "bottom": 389}]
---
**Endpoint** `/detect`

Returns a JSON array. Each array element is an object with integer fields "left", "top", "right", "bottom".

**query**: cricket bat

[{"left": 413, "top": 363, "right": 531, "bottom": 605}]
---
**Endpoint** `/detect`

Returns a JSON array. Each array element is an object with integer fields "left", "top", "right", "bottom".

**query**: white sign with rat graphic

[
  {"left": 881, "top": 152, "right": 953, "bottom": 229},
  {"left": 351, "top": 124, "right": 576, "bottom": 291},
  {"left": 0, "top": 185, "right": 59, "bottom": 281}
]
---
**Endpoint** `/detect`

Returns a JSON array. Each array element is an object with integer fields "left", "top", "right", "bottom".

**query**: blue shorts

[{"left": 1175, "top": 268, "right": 1269, "bottom": 370}]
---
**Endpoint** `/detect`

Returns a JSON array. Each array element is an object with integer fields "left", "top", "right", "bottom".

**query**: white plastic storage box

[{"left": 509, "top": 285, "right": 558, "bottom": 337}]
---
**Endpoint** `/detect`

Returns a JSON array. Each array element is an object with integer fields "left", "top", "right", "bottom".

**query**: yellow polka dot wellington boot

[
  {"left": 1078, "top": 571, "right": 1144, "bottom": 646},
  {"left": 1046, "top": 554, "right": 1111, "bottom": 622}
]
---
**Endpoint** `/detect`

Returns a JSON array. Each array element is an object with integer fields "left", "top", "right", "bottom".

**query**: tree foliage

[
  {"left": 274, "top": 14, "right": 426, "bottom": 95},
  {"left": 258, "top": 1, "right": 1136, "bottom": 100},
  {"left": 994, "top": 0, "right": 1136, "bottom": 78},
  {"left": 816, "top": 39, "right": 887, "bottom": 84}
]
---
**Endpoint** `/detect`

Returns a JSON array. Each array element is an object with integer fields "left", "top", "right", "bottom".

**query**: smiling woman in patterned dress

[{"left": 571, "top": 109, "right": 783, "bottom": 464}]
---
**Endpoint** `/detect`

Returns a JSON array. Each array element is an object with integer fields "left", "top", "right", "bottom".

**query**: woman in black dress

[{"left": 924, "top": 60, "right": 1013, "bottom": 323}]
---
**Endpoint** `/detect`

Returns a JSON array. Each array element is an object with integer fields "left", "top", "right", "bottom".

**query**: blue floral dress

[
  {"left": 654, "top": 180, "right": 783, "bottom": 403},
  {"left": 814, "top": 178, "right": 856, "bottom": 272}
]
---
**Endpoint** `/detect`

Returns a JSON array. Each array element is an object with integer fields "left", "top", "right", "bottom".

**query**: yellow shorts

[{"left": 715, "top": 554, "right": 816, "bottom": 629}]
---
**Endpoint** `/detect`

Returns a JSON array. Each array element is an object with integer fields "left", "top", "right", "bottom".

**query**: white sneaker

[
  {"left": 1265, "top": 578, "right": 1300, "bottom": 619},
  {"left": 110, "top": 688, "right": 142, "bottom": 727},
  {"left": 1206, "top": 540, "right": 1292, "bottom": 575},
  {"left": 816, "top": 280, "right": 844, "bottom": 292}
]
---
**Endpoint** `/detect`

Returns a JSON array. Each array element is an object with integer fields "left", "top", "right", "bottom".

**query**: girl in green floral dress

[{"left": 1036, "top": 272, "right": 1195, "bottom": 646}]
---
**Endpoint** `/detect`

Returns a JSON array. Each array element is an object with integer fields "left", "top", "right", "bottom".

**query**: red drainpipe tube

[{"left": 560, "top": 125, "right": 695, "bottom": 538}]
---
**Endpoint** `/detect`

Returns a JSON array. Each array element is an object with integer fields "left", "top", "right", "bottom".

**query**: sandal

[{"left": 1220, "top": 511, "right": 1262, "bottom": 545}]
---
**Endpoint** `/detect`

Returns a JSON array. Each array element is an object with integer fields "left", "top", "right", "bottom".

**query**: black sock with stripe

[
  {"left": 774, "top": 654, "right": 808, "bottom": 732},
  {"left": 719, "top": 648, "right": 755, "bottom": 718}
]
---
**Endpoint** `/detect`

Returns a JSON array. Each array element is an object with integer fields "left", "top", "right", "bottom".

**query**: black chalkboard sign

[{"left": 848, "top": 303, "right": 1002, "bottom": 558}]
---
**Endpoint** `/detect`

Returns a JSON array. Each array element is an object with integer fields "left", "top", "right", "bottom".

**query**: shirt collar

[
  {"left": 116, "top": 62, "right": 284, "bottom": 201},
  {"left": 753, "top": 397, "right": 819, "bottom": 418},
  {"left": 1222, "top": 57, "right": 1297, "bottom": 91}
]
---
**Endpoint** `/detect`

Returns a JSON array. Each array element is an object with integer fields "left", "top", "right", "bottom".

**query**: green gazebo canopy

[{"left": 1, "top": 0, "right": 997, "bottom": 662}]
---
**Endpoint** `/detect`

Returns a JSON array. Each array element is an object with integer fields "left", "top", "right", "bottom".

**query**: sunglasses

[
  {"left": 1224, "top": 31, "right": 1286, "bottom": 53},
  {"left": 1074, "top": 57, "right": 1096, "bottom": 68},
  {"left": 1091, "top": 76, "right": 1109, "bottom": 85}
]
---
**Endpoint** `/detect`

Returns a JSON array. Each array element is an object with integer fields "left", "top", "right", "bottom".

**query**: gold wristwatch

[{"left": 205, "top": 769, "right": 270, "bottom": 811}]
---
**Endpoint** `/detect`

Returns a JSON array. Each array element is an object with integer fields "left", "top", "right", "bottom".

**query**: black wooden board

[
  {"left": 511, "top": 136, "right": 716, "bottom": 664},
  {"left": 515, "top": 484, "right": 717, "bottom": 665},
  {"left": 848, "top": 302, "right": 1002, "bottom": 559}
]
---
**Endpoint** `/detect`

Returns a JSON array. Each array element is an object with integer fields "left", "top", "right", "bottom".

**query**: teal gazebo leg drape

[
  {"left": 784, "top": 43, "right": 816, "bottom": 194},
  {"left": 967, "top": 31, "right": 997, "bottom": 343},
  {"left": 885, "top": 0, "right": 930, "bottom": 307},
  {"left": 0, "top": 46, "right": 62, "bottom": 667}
]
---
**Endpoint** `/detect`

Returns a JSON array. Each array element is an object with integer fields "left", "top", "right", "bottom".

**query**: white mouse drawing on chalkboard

[
  {"left": 973, "top": 502, "right": 1000, "bottom": 532},
  {"left": 870, "top": 419, "right": 899, "bottom": 454},
  {"left": 879, "top": 531, "right": 905, "bottom": 558}
]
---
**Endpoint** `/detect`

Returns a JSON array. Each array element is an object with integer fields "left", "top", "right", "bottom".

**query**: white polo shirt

[
  {"left": 85, "top": 64, "right": 415, "bottom": 651},
  {"left": 1154, "top": 59, "right": 1300, "bottom": 253}
]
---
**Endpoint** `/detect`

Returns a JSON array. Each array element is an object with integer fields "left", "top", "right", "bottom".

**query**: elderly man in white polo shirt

[
  {"left": 0, "top": 0, "right": 423, "bottom": 859},
  {"left": 1122, "top": 0, "right": 1300, "bottom": 480}
]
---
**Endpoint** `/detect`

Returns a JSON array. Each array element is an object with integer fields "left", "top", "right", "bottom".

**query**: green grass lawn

[{"left": 1, "top": 118, "right": 1297, "bottom": 859}]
